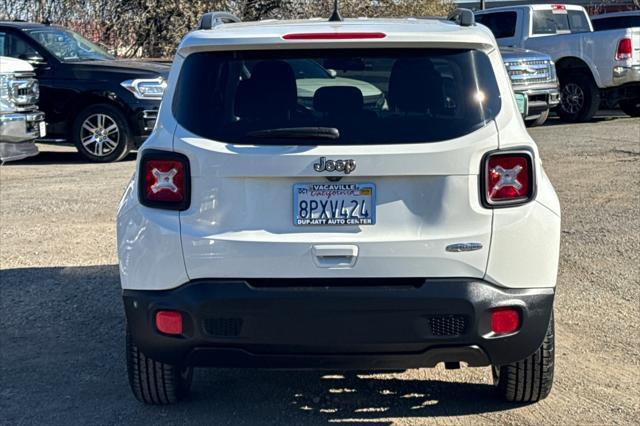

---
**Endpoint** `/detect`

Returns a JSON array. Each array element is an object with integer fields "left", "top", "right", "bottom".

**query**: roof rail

[
  {"left": 447, "top": 8, "right": 475, "bottom": 27},
  {"left": 198, "top": 12, "right": 241, "bottom": 30}
]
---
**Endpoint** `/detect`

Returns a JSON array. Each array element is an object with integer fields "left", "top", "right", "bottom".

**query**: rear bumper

[
  {"left": 124, "top": 279, "right": 554, "bottom": 369},
  {"left": 612, "top": 64, "right": 640, "bottom": 86}
]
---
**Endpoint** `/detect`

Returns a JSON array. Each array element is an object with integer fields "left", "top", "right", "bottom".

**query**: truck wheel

[
  {"left": 557, "top": 73, "right": 600, "bottom": 123},
  {"left": 492, "top": 312, "right": 554, "bottom": 403},
  {"left": 126, "top": 327, "right": 193, "bottom": 405},
  {"left": 525, "top": 109, "right": 549, "bottom": 127},
  {"left": 619, "top": 99, "right": 640, "bottom": 117},
  {"left": 72, "top": 104, "right": 132, "bottom": 162}
]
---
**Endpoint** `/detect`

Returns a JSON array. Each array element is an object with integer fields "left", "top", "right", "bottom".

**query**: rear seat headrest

[
  {"left": 235, "top": 60, "right": 297, "bottom": 119},
  {"left": 313, "top": 86, "right": 364, "bottom": 114},
  {"left": 388, "top": 58, "right": 443, "bottom": 114}
]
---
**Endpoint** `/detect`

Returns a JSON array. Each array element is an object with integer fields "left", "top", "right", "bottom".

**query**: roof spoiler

[
  {"left": 448, "top": 8, "right": 475, "bottom": 27},
  {"left": 198, "top": 12, "right": 241, "bottom": 30}
]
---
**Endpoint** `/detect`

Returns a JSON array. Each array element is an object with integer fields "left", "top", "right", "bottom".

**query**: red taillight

[
  {"left": 616, "top": 38, "right": 632, "bottom": 60},
  {"left": 155, "top": 310, "right": 183, "bottom": 335},
  {"left": 139, "top": 151, "right": 190, "bottom": 210},
  {"left": 283, "top": 32, "right": 387, "bottom": 40},
  {"left": 491, "top": 308, "right": 520, "bottom": 334},
  {"left": 483, "top": 152, "right": 534, "bottom": 207}
]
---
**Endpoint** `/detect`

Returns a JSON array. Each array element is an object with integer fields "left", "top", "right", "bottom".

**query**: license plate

[
  {"left": 38, "top": 121, "right": 46, "bottom": 138},
  {"left": 514, "top": 93, "right": 528, "bottom": 116},
  {"left": 293, "top": 183, "right": 376, "bottom": 226}
]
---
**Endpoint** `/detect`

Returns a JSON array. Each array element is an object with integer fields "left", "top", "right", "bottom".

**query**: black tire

[
  {"left": 557, "top": 72, "right": 600, "bottom": 123},
  {"left": 619, "top": 98, "right": 640, "bottom": 117},
  {"left": 126, "top": 327, "right": 193, "bottom": 405},
  {"left": 72, "top": 104, "right": 132, "bottom": 162},
  {"left": 492, "top": 312, "right": 554, "bottom": 403},
  {"left": 525, "top": 109, "right": 550, "bottom": 127}
]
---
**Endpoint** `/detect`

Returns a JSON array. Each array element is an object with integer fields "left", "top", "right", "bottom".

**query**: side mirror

[
  {"left": 19, "top": 54, "right": 47, "bottom": 67},
  {"left": 98, "top": 42, "right": 117, "bottom": 57},
  {"left": 326, "top": 69, "right": 338, "bottom": 78}
]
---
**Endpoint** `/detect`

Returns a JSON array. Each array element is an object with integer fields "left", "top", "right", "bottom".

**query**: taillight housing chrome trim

[
  {"left": 480, "top": 149, "right": 536, "bottom": 208},
  {"left": 138, "top": 149, "right": 191, "bottom": 211}
]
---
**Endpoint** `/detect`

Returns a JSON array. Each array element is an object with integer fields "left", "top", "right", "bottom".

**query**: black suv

[{"left": 0, "top": 22, "right": 170, "bottom": 162}]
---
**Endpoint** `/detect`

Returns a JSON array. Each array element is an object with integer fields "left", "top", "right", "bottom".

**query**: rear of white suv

[{"left": 117, "top": 13, "right": 560, "bottom": 405}]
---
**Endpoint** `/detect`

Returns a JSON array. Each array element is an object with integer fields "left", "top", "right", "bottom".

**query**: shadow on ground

[
  {"left": 2, "top": 148, "right": 136, "bottom": 166},
  {"left": 542, "top": 110, "right": 631, "bottom": 127},
  {"left": 0, "top": 266, "right": 520, "bottom": 425}
]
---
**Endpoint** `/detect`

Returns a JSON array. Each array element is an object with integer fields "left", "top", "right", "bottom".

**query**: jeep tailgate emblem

[{"left": 313, "top": 157, "right": 356, "bottom": 174}]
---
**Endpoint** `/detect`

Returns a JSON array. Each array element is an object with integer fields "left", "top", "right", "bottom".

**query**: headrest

[
  {"left": 235, "top": 60, "right": 298, "bottom": 119},
  {"left": 313, "top": 86, "right": 364, "bottom": 114},
  {"left": 388, "top": 58, "right": 443, "bottom": 113}
]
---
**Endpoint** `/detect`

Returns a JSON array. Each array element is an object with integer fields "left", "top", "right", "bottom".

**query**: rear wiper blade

[{"left": 247, "top": 127, "right": 340, "bottom": 140}]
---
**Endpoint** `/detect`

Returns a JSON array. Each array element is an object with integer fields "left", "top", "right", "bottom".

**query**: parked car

[
  {"left": 475, "top": 4, "right": 640, "bottom": 121},
  {"left": 118, "top": 10, "right": 561, "bottom": 405},
  {"left": 591, "top": 10, "right": 640, "bottom": 116},
  {"left": 499, "top": 46, "right": 560, "bottom": 126},
  {"left": 288, "top": 59, "right": 386, "bottom": 109},
  {"left": 0, "top": 22, "right": 170, "bottom": 162},
  {"left": 0, "top": 56, "right": 45, "bottom": 162}
]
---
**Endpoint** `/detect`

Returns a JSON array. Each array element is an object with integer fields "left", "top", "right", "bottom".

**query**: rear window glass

[
  {"left": 532, "top": 10, "right": 590, "bottom": 34},
  {"left": 476, "top": 12, "right": 518, "bottom": 39},
  {"left": 172, "top": 49, "right": 501, "bottom": 145},
  {"left": 568, "top": 10, "right": 591, "bottom": 33},
  {"left": 592, "top": 15, "right": 640, "bottom": 31},
  {"left": 533, "top": 10, "right": 570, "bottom": 34}
]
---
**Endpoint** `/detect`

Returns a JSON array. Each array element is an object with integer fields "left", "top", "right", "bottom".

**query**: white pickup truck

[
  {"left": 0, "top": 56, "right": 45, "bottom": 162},
  {"left": 476, "top": 4, "right": 640, "bottom": 122}
]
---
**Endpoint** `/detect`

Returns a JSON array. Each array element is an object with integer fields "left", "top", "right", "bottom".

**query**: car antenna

[{"left": 329, "top": 0, "right": 343, "bottom": 22}]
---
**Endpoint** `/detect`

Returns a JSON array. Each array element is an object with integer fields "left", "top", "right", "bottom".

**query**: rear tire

[
  {"left": 126, "top": 327, "right": 193, "bottom": 405},
  {"left": 492, "top": 312, "right": 554, "bottom": 403},
  {"left": 525, "top": 109, "right": 550, "bottom": 127},
  {"left": 619, "top": 98, "right": 640, "bottom": 117},
  {"left": 557, "top": 73, "right": 600, "bottom": 123}
]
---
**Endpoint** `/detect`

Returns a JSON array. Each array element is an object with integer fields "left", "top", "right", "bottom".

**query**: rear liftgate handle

[{"left": 312, "top": 245, "right": 359, "bottom": 268}]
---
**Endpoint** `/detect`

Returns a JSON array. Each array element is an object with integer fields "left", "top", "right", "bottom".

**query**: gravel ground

[{"left": 1, "top": 114, "right": 639, "bottom": 425}]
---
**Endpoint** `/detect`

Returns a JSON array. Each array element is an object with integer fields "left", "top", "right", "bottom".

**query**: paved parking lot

[{"left": 1, "top": 114, "right": 639, "bottom": 425}]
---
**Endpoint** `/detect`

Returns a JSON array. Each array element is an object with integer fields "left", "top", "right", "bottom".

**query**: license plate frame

[{"left": 293, "top": 183, "right": 376, "bottom": 226}]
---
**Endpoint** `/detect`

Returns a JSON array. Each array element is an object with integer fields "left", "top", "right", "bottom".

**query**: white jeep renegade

[{"left": 117, "top": 9, "right": 561, "bottom": 405}]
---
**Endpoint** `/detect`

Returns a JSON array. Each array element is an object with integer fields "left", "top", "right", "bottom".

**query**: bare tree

[{"left": 1, "top": 0, "right": 454, "bottom": 58}]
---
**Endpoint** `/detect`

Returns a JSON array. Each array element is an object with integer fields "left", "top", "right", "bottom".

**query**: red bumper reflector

[
  {"left": 283, "top": 32, "right": 387, "bottom": 40},
  {"left": 155, "top": 310, "right": 183, "bottom": 335},
  {"left": 491, "top": 308, "right": 520, "bottom": 334}
]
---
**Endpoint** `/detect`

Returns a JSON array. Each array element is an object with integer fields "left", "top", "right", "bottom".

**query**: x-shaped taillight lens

[
  {"left": 139, "top": 151, "right": 190, "bottom": 210},
  {"left": 484, "top": 152, "right": 534, "bottom": 207}
]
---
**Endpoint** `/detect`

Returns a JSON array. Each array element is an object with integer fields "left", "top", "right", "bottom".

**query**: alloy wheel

[
  {"left": 560, "top": 83, "right": 584, "bottom": 115},
  {"left": 80, "top": 113, "right": 120, "bottom": 157}
]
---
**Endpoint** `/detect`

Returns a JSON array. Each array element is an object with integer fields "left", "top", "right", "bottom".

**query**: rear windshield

[
  {"left": 173, "top": 49, "right": 501, "bottom": 145},
  {"left": 592, "top": 15, "right": 640, "bottom": 31},
  {"left": 532, "top": 10, "right": 590, "bottom": 35}
]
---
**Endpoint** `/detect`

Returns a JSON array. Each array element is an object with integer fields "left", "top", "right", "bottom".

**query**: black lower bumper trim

[
  {"left": 123, "top": 279, "right": 554, "bottom": 369},
  {"left": 186, "top": 346, "right": 490, "bottom": 369}
]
